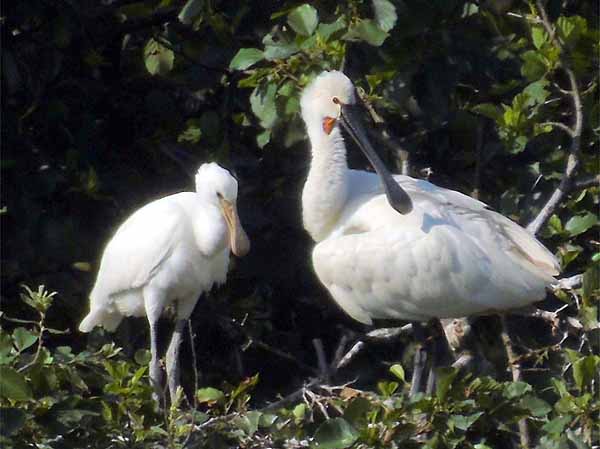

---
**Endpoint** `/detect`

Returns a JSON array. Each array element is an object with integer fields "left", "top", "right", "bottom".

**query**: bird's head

[
  {"left": 300, "top": 71, "right": 413, "bottom": 215},
  {"left": 300, "top": 71, "right": 356, "bottom": 135},
  {"left": 196, "top": 163, "right": 250, "bottom": 257}
]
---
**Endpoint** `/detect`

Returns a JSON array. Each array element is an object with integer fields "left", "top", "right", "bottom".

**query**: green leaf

[
  {"left": 343, "top": 397, "right": 371, "bottom": 427},
  {"left": 178, "top": 0, "right": 203, "bottom": 25},
  {"left": 344, "top": 19, "right": 388, "bottom": 46},
  {"left": 523, "top": 79, "right": 550, "bottom": 105},
  {"left": 503, "top": 381, "right": 532, "bottom": 399},
  {"left": 256, "top": 130, "right": 271, "bottom": 148},
  {"left": 572, "top": 355, "right": 599, "bottom": 390},
  {"left": 196, "top": 387, "right": 225, "bottom": 404},
  {"left": 229, "top": 48, "right": 264, "bottom": 70},
  {"left": 0, "top": 408, "right": 26, "bottom": 436},
  {"left": 436, "top": 367, "right": 458, "bottom": 402},
  {"left": 312, "top": 417, "right": 359, "bottom": 449},
  {"left": 557, "top": 15, "right": 587, "bottom": 46},
  {"left": 287, "top": 4, "right": 318, "bottom": 36},
  {"left": 472, "top": 103, "right": 503, "bottom": 122},
  {"left": 259, "top": 413, "right": 278, "bottom": 427},
  {"left": 372, "top": 0, "right": 397, "bottom": 32},
  {"left": 263, "top": 41, "right": 299, "bottom": 60},
  {"left": 317, "top": 17, "right": 346, "bottom": 42},
  {"left": 449, "top": 412, "right": 483, "bottom": 431},
  {"left": 521, "top": 395, "right": 551, "bottom": 417},
  {"left": 13, "top": 327, "right": 38, "bottom": 352},
  {"left": 531, "top": 25, "right": 548, "bottom": 49},
  {"left": 389, "top": 363, "right": 406, "bottom": 382},
  {"left": 293, "top": 403, "right": 307, "bottom": 420},
  {"left": 542, "top": 415, "right": 571, "bottom": 435},
  {"left": 0, "top": 366, "right": 32, "bottom": 401},
  {"left": 521, "top": 50, "right": 546, "bottom": 81},
  {"left": 234, "top": 410, "right": 262, "bottom": 436},
  {"left": 143, "top": 38, "right": 174, "bottom": 76},
  {"left": 134, "top": 349, "right": 151, "bottom": 365},
  {"left": 250, "top": 83, "right": 278, "bottom": 129},
  {"left": 547, "top": 214, "right": 563, "bottom": 236},
  {"left": 565, "top": 212, "right": 597, "bottom": 236}
]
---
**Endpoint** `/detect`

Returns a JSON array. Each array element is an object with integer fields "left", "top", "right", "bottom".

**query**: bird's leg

[
  {"left": 148, "top": 318, "right": 164, "bottom": 404},
  {"left": 409, "top": 322, "right": 428, "bottom": 397},
  {"left": 144, "top": 288, "right": 167, "bottom": 406},
  {"left": 166, "top": 319, "right": 186, "bottom": 403}
]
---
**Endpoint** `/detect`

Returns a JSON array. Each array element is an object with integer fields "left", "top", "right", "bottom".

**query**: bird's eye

[
  {"left": 217, "top": 192, "right": 224, "bottom": 199},
  {"left": 332, "top": 96, "right": 340, "bottom": 105}
]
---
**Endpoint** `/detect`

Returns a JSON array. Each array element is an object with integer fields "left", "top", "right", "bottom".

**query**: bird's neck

[{"left": 302, "top": 126, "right": 349, "bottom": 242}]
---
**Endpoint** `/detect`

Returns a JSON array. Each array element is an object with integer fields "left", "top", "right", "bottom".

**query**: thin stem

[
  {"left": 500, "top": 315, "right": 530, "bottom": 449},
  {"left": 527, "top": 0, "right": 584, "bottom": 235}
]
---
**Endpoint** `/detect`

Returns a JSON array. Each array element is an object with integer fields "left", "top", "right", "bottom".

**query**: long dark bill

[{"left": 340, "top": 104, "right": 413, "bottom": 214}]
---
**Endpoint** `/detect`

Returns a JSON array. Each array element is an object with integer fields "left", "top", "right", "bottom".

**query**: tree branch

[
  {"left": 573, "top": 174, "right": 600, "bottom": 190},
  {"left": 527, "top": 0, "right": 584, "bottom": 236}
]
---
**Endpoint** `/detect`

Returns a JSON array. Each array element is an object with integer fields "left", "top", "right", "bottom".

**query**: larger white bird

[
  {"left": 79, "top": 163, "right": 250, "bottom": 402},
  {"left": 300, "top": 71, "right": 559, "bottom": 369}
]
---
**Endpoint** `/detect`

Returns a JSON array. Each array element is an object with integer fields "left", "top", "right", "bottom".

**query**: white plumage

[
  {"left": 79, "top": 162, "right": 249, "bottom": 402},
  {"left": 301, "top": 71, "right": 559, "bottom": 326}
]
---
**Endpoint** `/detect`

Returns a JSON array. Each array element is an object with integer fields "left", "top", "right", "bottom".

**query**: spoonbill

[
  {"left": 79, "top": 162, "right": 250, "bottom": 402},
  {"left": 300, "top": 71, "right": 559, "bottom": 387}
]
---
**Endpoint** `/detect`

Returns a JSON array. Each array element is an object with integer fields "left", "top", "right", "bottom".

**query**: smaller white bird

[{"left": 79, "top": 163, "right": 250, "bottom": 402}]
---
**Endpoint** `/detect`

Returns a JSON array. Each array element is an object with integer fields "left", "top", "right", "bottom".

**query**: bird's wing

[
  {"left": 396, "top": 177, "right": 560, "bottom": 278},
  {"left": 349, "top": 172, "right": 559, "bottom": 278},
  {"left": 90, "top": 199, "right": 185, "bottom": 306}
]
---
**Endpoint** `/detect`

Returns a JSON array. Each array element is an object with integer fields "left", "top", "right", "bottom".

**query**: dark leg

[
  {"left": 409, "top": 322, "right": 428, "bottom": 397},
  {"left": 166, "top": 319, "right": 186, "bottom": 403}
]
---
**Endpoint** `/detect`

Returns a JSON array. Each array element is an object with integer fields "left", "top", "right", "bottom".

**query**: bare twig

[
  {"left": 335, "top": 341, "right": 366, "bottom": 370},
  {"left": 573, "top": 174, "right": 600, "bottom": 190},
  {"left": 334, "top": 324, "right": 413, "bottom": 370},
  {"left": 312, "top": 339, "right": 330, "bottom": 382},
  {"left": 551, "top": 273, "right": 583, "bottom": 291},
  {"left": 527, "top": 0, "right": 584, "bottom": 235},
  {"left": 540, "top": 121, "right": 575, "bottom": 137},
  {"left": 500, "top": 315, "right": 530, "bottom": 449}
]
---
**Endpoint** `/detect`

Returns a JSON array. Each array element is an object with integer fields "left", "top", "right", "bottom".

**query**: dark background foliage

[{"left": 1, "top": 1, "right": 598, "bottom": 448}]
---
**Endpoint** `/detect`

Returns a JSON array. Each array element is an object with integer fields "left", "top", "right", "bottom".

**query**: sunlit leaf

[
  {"left": 344, "top": 19, "right": 388, "bottom": 46},
  {"left": 389, "top": 363, "right": 406, "bottom": 382},
  {"left": 229, "top": 48, "right": 264, "bottom": 70},
  {"left": 503, "top": 381, "right": 532, "bottom": 399},
  {"left": 565, "top": 212, "right": 597, "bottom": 236},
  {"left": 144, "top": 39, "right": 174, "bottom": 76},
  {"left": 288, "top": 4, "right": 318, "bottom": 36},
  {"left": 178, "top": 0, "right": 203, "bottom": 24},
  {"left": 196, "top": 387, "right": 225, "bottom": 404},
  {"left": 572, "top": 355, "right": 599, "bottom": 390},
  {"left": 448, "top": 412, "right": 483, "bottom": 431},
  {"left": 12, "top": 327, "right": 38, "bottom": 352},
  {"left": 372, "top": 0, "right": 397, "bottom": 32},
  {"left": 312, "top": 417, "right": 359, "bottom": 449},
  {"left": 250, "top": 83, "right": 278, "bottom": 129}
]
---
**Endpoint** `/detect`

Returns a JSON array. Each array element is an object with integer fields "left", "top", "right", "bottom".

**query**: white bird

[
  {"left": 300, "top": 71, "right": 559, "bottom": 384},
  {"left": 79, "top": 163, "right": 250, "bottom": 402}
]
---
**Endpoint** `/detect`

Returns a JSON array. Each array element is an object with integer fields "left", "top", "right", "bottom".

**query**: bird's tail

[{"left": 79, "top": 308, "right": 122, "bottom": 333}]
